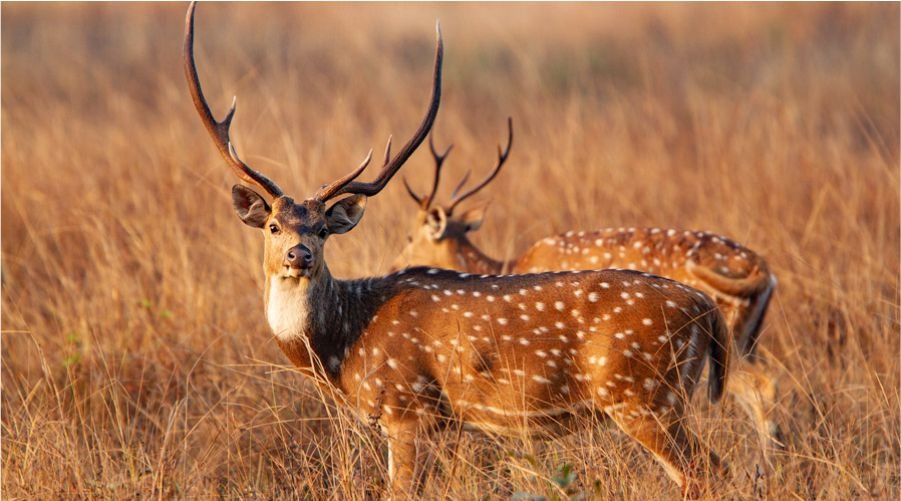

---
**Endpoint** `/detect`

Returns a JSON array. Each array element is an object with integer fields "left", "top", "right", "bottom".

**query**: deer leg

[
  {"left": 721, "top": 286, "right": 784, "bottom": 449},
  {"left": 383, "top": 420, "right": 431, "bottom": 499},
  {"left": 729, "top": 364, "right": 785, "bottom": 450},
  {"left": 610, "top": 407, "right": 727, "bottom": 499}
]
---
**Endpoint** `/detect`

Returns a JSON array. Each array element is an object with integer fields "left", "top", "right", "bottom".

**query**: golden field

[{"left": 2, "top": 3, "right": 898, "bottom": 499}]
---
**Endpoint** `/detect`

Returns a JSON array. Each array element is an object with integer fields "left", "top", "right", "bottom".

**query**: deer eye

[
  {"left": 318, "top": 227, "right": 329, "bottom": 239},
  {"left": 269, "top": 224, "right": 280, "bottom": 234}
]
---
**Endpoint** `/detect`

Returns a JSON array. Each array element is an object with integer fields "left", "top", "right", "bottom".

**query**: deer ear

[
  {"left": 326, "top": 194, "right": 367, "bottom": 234},
  {"left": 425, "top": 207, "right": 448, "bottom": 240},
  {"left": 459, "top": 204, "right": 487, "bottom": 233},
  {"left": 232, "top": 185, "right": 271, "bottom": 228}
]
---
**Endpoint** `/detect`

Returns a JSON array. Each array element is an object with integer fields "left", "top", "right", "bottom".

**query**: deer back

[{"left": 516, "top": 228, "right": 772, "bottom": 300}]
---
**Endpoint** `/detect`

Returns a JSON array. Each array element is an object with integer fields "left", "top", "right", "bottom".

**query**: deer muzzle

[{"left": 283, "top": 244, "right": 313, "bottom": 277}]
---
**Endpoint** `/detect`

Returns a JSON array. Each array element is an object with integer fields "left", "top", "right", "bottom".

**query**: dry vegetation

[{"left": 2, "top": 3, "right": 899, "bottom": 499}]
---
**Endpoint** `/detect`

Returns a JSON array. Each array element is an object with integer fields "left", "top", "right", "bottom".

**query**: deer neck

[
  {"left": 264, "top": 267, "right": 390, "bottom": 381},
  {"left": 453, "top": 235, "right": 510, "bottom": 275}
]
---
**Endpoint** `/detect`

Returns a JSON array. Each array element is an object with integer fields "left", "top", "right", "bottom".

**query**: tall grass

[{"left": 2, "top": 3, "right": 898, "bottom": 499}]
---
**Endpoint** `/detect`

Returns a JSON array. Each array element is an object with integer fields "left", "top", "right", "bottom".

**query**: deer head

[
  {"left": 184, "top": 1, "right": 442, "bottom": 289},
  {"left": 392, "top": 118, "right": 513, "bottom": 272}
]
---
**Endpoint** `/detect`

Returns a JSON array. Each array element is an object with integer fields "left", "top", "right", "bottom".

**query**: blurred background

[{"left": 2, "top": 3, "right": 898, "bottom": 498}]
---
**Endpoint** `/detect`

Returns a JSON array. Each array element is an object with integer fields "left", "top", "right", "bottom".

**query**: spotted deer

[
  {"left": 186, "top": 3, "right": 730, "bottom": 497},
  {"left": 395, "top": 121, "right": 782, "bottom": 447}
]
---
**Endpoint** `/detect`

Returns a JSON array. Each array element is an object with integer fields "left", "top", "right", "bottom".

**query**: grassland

[{"left": 2, "top": 3, "right": 898, "bottom": 499}]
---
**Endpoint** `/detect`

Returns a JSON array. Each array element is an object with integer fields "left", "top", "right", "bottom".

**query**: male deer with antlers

[
  {"left": 395, "top": 121, "right": 781, "bottom": 448},
  {"left": 187, "top": 3, "right": 730, "bottom": 497}
]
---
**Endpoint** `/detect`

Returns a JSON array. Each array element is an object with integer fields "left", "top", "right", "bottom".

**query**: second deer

[{"left": 394, "top": 120, "right": 782, "bottom": 448}]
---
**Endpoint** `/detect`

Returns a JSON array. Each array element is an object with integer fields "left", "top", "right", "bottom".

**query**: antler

[
  {"left": 183, "top": 1, "right": 284, "bottom": 198},
  {"left": 446, "top": 117, "right": 513, "bottom": 214},
  {"left": 314, "top": 23, "right": 444, "bottom": 202},
  {"left": 449, "top": 169, "right": 472, "bottom": 200},
  {"left": 403, "top": 134, "right": 453, "bottom": 210}
]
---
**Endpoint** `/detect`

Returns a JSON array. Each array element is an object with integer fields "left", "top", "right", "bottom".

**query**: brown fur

[{"left": 396, "top": 216, "right": 781, "bottom": 448}]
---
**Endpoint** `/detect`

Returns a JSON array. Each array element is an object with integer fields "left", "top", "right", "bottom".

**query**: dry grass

[{"left": 2, "top": 3, "right": 898, "bottom": 499}]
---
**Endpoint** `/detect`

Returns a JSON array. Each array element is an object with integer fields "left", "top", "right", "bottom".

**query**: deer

[
  {"left": 395, "top": 120, "right": 782, "bottom": 450},
  {"left": 185, "top": 3, "right": 731, "bottom": 497}
]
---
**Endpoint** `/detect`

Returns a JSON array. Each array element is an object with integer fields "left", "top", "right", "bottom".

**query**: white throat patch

[{"left": 266, "top": 279, "right": 309, "bottom": 341}]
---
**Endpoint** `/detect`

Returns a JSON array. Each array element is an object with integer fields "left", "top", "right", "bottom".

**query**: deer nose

[{"left": 284, "top": 245, "right": 313, "bottom": 270}]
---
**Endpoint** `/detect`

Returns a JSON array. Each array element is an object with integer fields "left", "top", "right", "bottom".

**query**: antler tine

[
  {"left": 449, "top": 169, "right": 472, "bottom": 199},
  {"left": 183, "top": 1, "right": 284, "bottom": 198},
  {"left": 317, "top": 22, "right": 444, "bottom": 202},
  {"left": 402, "top": 133, "right": 452, "bottom": 209},
  {"left": 403, "top": 177, "right": 424, "bottom": 206},
  {"left": 383, "top": 135, "right": 393, "bottom": 167},
  {"left": 446, "top": 117, "right": 513, "bottom": 214},
  {"left": 314, "top": 149, "right": 374, "bottom": 200},
  {"left": 424, "top": 133, "right": 453, "bottom": 209},
  {"left": 402, "top": 133, "right": 452, "bottom": 208}
]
